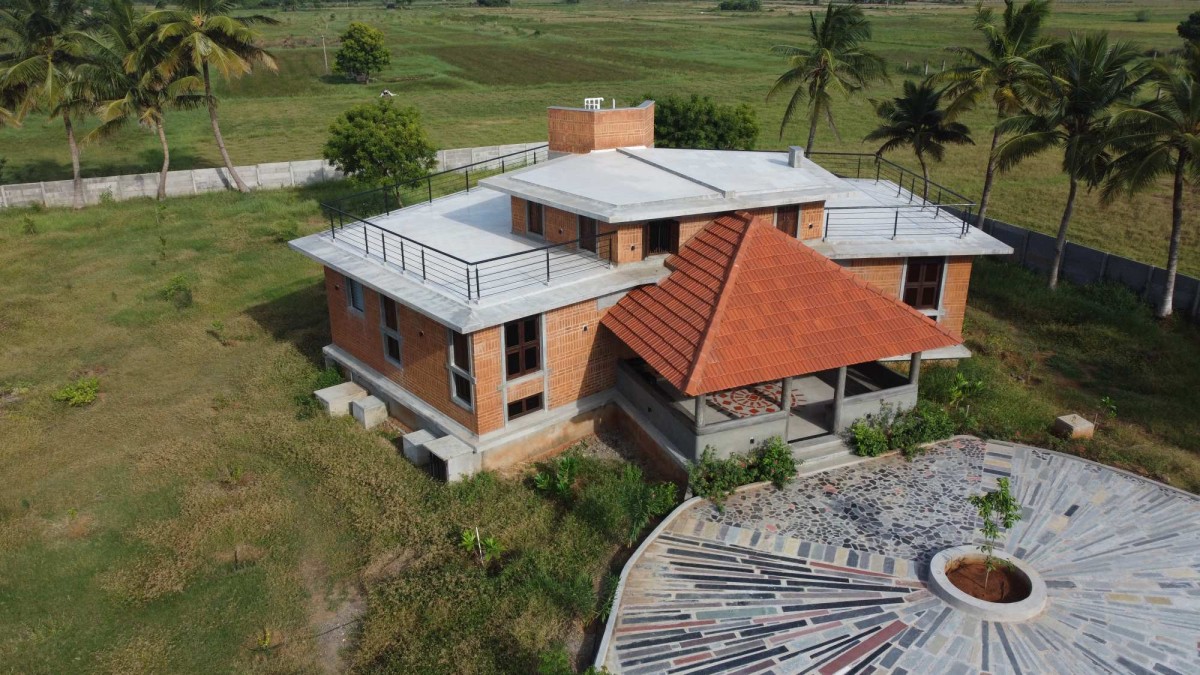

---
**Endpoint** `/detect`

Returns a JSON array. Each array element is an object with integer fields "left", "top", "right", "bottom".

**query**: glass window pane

[
  {"left": 506, "top": 352, "right": 520, "bottom": 377},
  {"left": 524, "top": 347, "right": 538, "bottom": 370},
  {"left": 453, "top": 373, "right": 471, "bottom": 405},
  {"left": 382, "top": 298, "right": 398, "bottom": 330},
  {"left": 523, "top": 317, "right": 538, "bottom": 340},
  {"left": 451, "top": 331, "right": 470, "bottom": 371},
  {"left": 386, "top": 336, "right": 400, "bottom": 363},
  {"left": 504, "top": 321, "right": 519, "bottom": 347}
]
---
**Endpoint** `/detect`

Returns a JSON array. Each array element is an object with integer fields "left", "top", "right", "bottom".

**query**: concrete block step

[
  {"left": 798, "top": 451, "right": 868, "bottom": 476},
  {"left": 791, "top": 437, "right": 851, "bottom": 463}
]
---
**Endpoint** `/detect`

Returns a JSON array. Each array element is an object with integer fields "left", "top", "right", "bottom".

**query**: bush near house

[
  {"left": 690, "top": 437, "right": 799, "bottom": 510},
  {"left": 322, "top": 100, "right": 437, "bottom": 186},
  {"left": 847, "top": 400, "right": 956, "bottom": 459},
  {"left": 647, "top": 93, "right": 759, "bottom": 151}
]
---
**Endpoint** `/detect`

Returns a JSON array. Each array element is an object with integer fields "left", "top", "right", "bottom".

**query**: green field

[{"left": 1, "top": 0, "right": 1196, "bottom": 275}]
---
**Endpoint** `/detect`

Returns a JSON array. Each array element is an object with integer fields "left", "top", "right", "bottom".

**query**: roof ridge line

[
  {"left": 615, "top": 148, "right": 729, "bottom": 197},
  {"left": 680, "top": 214, "right": 753, "bottom": 395}
]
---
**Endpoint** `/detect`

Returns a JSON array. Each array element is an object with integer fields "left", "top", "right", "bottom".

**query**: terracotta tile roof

[{"left": 601, "top": 212, "right": 962, "bottom": 396}]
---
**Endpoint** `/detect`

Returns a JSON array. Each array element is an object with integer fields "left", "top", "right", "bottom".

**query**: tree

[
  {"left": 1178, "top": 10, "right": 1200, "bottom": 43},
  {"left": 87, "top": 0, "right": 203, "bottom": 200},
  {"left": 767, "top": 3, "right": 887, "bottom": 156},
  {"left": 968, "top": 477, "right": 1022, "bottom": 587},
  {"left": 0, "top": 0, "right": 107, "bottom": 209},
  {"left": 147, "top": 0, "right": 277, "bottom": 194},
  {"left": 937, "top": 0, "right": 1055, "bottom": 228},
  {"left": 995, "top": 32, "right": 1148, "bottom": 290},
  {"left": 323, "top": 100, "right": 436, "bottom": 186},
  {"left": 334, "top": 22, "right": 389, "bottom": 83},
  {"left": 865, "top": 80, "right": 974, "bottom": 201},
  {"left": 1103, "top": 43, "right": 1200, "bottom": 318},
  {"left": 647, "top": 93, "right": 758, "bottom": 150}
]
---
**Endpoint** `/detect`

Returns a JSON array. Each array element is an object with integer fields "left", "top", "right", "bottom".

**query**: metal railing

[
  {"left": 809, "top": 152, "right": 976, "bottom": 240},
  {"left": 319, "top": 145, "right": 620, "bottom": 302}
]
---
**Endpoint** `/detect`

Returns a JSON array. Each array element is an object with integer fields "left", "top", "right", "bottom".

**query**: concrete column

[
  {"left": 781, "top": 377, "right": 793, "bottom": 440},
  {"left": 909, "top": 351, "right": 922, "bottom": 385},
  {"left": 694, "top": 394, "right": 705, "bottom": 428},
  {"left": 832, "top": 366, "right": 847, "bottom": 431}
]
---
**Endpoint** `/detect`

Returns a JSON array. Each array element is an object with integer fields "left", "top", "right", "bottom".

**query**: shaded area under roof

[{"left": 602, "top": 213, "right": 963, "bottom": 396}]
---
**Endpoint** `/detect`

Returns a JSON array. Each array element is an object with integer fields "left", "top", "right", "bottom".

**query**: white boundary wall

[{"left": 0, "top": 141, "right": 545, "bottom": 209}]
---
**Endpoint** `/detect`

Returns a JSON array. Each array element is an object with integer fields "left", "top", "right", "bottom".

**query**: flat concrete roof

[{"left": 481, "top": 148, "right": 858, "bottom": 223}]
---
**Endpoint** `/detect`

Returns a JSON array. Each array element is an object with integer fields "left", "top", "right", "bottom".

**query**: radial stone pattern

[{"left": 603, "top": 439, "right": 1200, "bottom": 674}]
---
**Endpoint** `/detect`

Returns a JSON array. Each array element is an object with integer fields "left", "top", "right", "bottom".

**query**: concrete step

[
  {"left": 798, "top": 451, "right": 868, "bottom": 476},
  {"left": 790, "top": 436, "right": 851, "bottom": 463}
]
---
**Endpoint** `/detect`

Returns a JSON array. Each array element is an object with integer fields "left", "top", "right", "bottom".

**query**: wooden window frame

[
  {"left": 447, "top": 328, "right": 474, "bottom": 411},
  {"left": 380, "top": 295, "right": 402, "bottom": 367},
  {"left": 902, "top": 257, "right": 946, "bottom": 312},
  {"left": 503, "top": 315, "right": 541, "bottom": 380},
  {"left": 506, "top": 392, "right": 544, "bottom": 421},
  {"left": 643, "top": 219, "right": 679, "bottom": 256}
]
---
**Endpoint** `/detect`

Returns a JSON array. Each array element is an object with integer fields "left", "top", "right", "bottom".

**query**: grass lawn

[
  {"left": 1, "top": 0, "right": 1196, "bottom": 275},
  {"left": 0, "top": 188, "right": 676, "bottom": 673}
]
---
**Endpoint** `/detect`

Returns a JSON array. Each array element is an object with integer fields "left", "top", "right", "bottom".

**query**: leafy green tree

[
  {"left": 968, "top": 477, "right": 1022, "bottom": 585},
  {"left": 1103, "top": 43, "right": 1200, "bottom": 318},
  {"left": 1178, "top": 10, "right": 1200, "bottom": 43},
  {"left": 146, "top": 0, "right": 277, "bottom": 193},
  {"left": 648, "top": 93, "right": 758, "bottom": 150},
  {"left": 0, "top": 0, "right": 109, "bottom": 209},
  {"left": 87, "top": 0, "right": 203, "bottom": 200},
  {"left": 937, "top": 0, "right": 1055, "bottom": 228},
  {"left": 866, "top": 80, "right": 974, "bottom": 201},
  {"left": 323, "top": 99, "right": 436, "bottom": 186},
  {"left": 996, "top": 32, "right": 1148, "bottom": 290},
  {"left": 334, "top": 21, "right": 389, "bottom": 83},
  {"left": 767, "top": 3, "right": 887, "bottom": 155}
]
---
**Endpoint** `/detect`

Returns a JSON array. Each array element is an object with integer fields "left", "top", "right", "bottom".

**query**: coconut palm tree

[
  {"left": 938, "top": 0, "right": 1055, "bottom": 228},
  {"left": 995, "top": 32, "right": 1148, "bottom": 290},
  {"left": 87, "top": 0, "right": 203, "bottom": 200},
  {"left": 865, "top": 80, "right": 975, "bottom": 201},
  {"left": 0, "top": 0, "right": 106, "bottom": 209},
  {"left": 1103, "top": 43, "right": 1200, "bottom": 318},
  {"left": 768, "top": 3, "right": 887, "bottom": 156},
  {"left": 145, "top": 0, "right": 277, "bottom": 193}
]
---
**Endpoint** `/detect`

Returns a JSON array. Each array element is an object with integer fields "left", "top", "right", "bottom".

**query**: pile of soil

[{"left": 946, "top": 559, "right": 1032, "bottom": 603}]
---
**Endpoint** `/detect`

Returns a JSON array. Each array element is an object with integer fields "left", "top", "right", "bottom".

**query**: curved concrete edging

[{"left": 928, "top": 545, "right": 1047, "bottom": 622}]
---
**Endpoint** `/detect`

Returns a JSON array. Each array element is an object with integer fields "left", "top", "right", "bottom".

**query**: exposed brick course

[
  {"left": 844, "top": 257, "right": 903, "bottom": 297},
  {"left": 941, "top": 256, "right": 972, "bottom": 336},
  {"left": 548, "top": 103, "right": 655, "bottom": 154},
  {"left": 545, "top": 299, "right": 618, "bottom": 409},
  {"left": 800, "top": 201, "right": 825, "bottom": 240},
  {"left": 510, "top": 197, "right": 528, "bottom": 236}
]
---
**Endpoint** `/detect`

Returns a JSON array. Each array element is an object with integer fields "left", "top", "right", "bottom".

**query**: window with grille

[
  {"left": 507, "top": 393, "right": 543, "bottom": 421},
  {"left": 346, "top": 277, "right": 365, "bottom": 313},
  {"left": 527, "top": 202, "right": 545, "bottom": 236},
  {"left": 902, "top": 257, "right": 945, "bottom": 311},
  {"left": 448, "top": 329, "right": 473, "bottom": 409},
  {"left": 644, "top": 219, "right": 679, "bottom": 256},
  {"left": 504, "top": 315, "right": 541, "bottom": 380},
  {"left": 380, "top": 296, "right": 402, "bottom": 366}
]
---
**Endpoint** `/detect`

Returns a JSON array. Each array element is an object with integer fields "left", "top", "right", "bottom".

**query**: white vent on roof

[
  {"left": 583, "top": 97, "right": 603, "bottom": 110},
  {"left": 788, "top": 146, "right": 805, "bottom": 168}
]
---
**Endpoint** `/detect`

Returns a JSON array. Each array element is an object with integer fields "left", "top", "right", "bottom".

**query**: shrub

[
  {"left": 334, "top": 22, "right": 390, "bottom": 82},
  {"left": 689, "top": 437, "right": 800, "bottom": 510},
  {"left": 575, "top": 464, "right": 676, "bottom": 545},
  {"left": 646, "top": 93, "right": 759, "bottom": 150},
  {"left": 52, "top": 377, "right": 100, "bottom": 407},
  {"left": 846, "top": 401, "right": 956, "bottom": 459},
  {"left": 1134, "top": 9, "right": 1151, "bottom": 23},
  {"left": 160, "top": 275, "right": 194, "bottom": 309},
  {"left": 476, "top": 0, "right": 510, "bottom": 6},
  {"left": 323, "top": 100, "right": 437, "bottom": 186},
  {"left": 718, "top": 0, "right": 761, "bottom": 10},
  {"left": 534, "top": 453, "right": 580, "bottom": 501}
]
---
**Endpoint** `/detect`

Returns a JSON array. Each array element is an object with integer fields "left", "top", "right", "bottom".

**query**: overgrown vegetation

[
  {"left": 847, "top": 400, "right": 957, "bottom": 459},
  {"left": 647, "top": 92, "right": 759, "bottom": 150},
  {"left": 51, "top": 376, "right": 100, "bottom": 407},
  {"left": 689, "top": 437, "right": 799, "bottom": 510}
]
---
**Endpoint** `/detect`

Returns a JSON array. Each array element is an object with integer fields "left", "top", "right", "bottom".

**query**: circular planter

[{"left": 928, "top": 545, "right": 1047, "bottom": 622}]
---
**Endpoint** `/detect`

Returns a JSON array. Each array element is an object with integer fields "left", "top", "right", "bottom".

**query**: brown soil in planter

[{"left": 946, "top": 560, "right": 1032, "bottom": 603}]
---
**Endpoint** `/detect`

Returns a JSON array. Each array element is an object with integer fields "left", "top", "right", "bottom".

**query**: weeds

[
  {"left": 21, "top": 216, "right": 36, "bottom": 235},
  {"left": 160, "top": 275, "right": 194, "bottom": 309},
  {"left": 51, "top": 377, "right": 100, "bottom": 407},
  {"left": 688, "top": 437, "right": 800, "bottom": 511},
  {"left": 846, "top": 401, "right": 956, "bottom": 459}
]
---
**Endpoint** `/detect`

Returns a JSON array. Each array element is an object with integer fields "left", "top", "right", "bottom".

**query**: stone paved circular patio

[{"left": 601, "top": 438, "right": 1200, "bottom": 674}]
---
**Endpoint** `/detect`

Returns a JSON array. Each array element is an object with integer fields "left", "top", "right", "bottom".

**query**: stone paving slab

[{"left": 603, "top": 438, "right": 1200, "bottom": 674}]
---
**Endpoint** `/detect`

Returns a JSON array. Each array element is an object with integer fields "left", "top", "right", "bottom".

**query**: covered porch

[{"left": 617, "top": 354, "right": 922, "bottom": 461}]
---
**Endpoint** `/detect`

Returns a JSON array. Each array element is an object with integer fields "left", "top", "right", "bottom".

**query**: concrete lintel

[
  {"left": 291, "top": 235, "right": 668, "bottom": 333},
  {"left": 807, "top": 230, "right": 1014, "bottom": 259}
]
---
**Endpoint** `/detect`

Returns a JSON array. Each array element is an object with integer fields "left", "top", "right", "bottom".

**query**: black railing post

[
  {"left": 875, "top": 159, "right": 881, "bottom": 183},
  {"left": 935, "top": 189, "right": 942, "bottom": 218},
  {"left": 896, "top": 172, "right": 903, "bottom": 196},
  {"left": 421, "top": 249, "right": 427, "bottom": 281},
  {"left": 329, "top": 211, "right": 335, "bottom": 239},
  {"left": 465, "top": 168, "right": 470, "bottom": 194},
  {"left": 502, "top": 158, "right": 506, "bottom": 174},
  {"left": 427, "top": 176, "right": 432, "bottom": 204},
  {"left": 364, "top": 226, "right": 370, "bottom": 256},
  {"left": 893, "top": 211, "right": 899, "bottom": 240},
  {"left": 381, "top": 231, "right": 387, "bottom": 262},
  {"left": 465, "top": 265, "right": 471, "bottom": 300},
  {"left": 823, "top": 211, "right": 830, "bottom": 241},
  {"left": 545, "top": 248, "right": 551, "bottom": 284},
  {"left": 474, "top": 267, "right": 481, "bottom": 301},
  {"left": 908, "top": 176, "right": 915, "bottom": 203},
  {"left": 856, "top": 156, "right": 862, "bottom": 179},
  {"left": 400, "top": 238, "right": 406, "bottom": 270}
]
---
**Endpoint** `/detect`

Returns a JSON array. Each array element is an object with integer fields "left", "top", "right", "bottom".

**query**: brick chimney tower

[{"left": 547, "top": 99, "right": 655, "bottom": 155}]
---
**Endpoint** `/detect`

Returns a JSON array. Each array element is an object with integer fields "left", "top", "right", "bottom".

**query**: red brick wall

[
  {"left": 473, "top": 326, "right": 504, "bottom": 435},
  {"left": 600, "top": 222, "right": 645, "bottom": 263},
  {"left": 548, "top": 103, "right": 655, "bottom": 154},
  {"left": 325, "top": 267, "right": 479, "bottom": 433},
  {"left": 545, "top": 206, "right": 578, "bottom": 244},
  {"left": 511, "top": 197, "right": 527, "bottom": 236},
  {"left": 844, "top": 258, "right": 904, "bottom": 298},
  {"left": 799, "top": 201, "right": 825, "bottom": 240},
  {"left": 941, "top": 257, "right": 972, "bottom": 336},
  {"left": 546, "top": 299, "right": 618, "bottom": 409}
]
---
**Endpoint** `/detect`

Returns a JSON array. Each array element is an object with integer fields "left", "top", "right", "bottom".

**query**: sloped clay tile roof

[{"left": 601, "top": 212, "right": 962, "bottom": 396}]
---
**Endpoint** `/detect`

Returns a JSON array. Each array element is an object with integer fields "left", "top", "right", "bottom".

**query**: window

[
  {"left": 448, "top": 329, "right": 473, "bottom": 409},
  {"left": 903, "top": 257, "right": 945, "bottom": 311},
  {"left": 346, "top": 277, "right": 365, "bottom": 313},
  {"left": 578, "top": 215, "right": 597, "bottom": 253},
  {"left": 504, "top": 315, "right": 540, "bottom": 380},
  {"left": 380, "top": 296, "right": 402, "bottom": 366},
  {"left": 644, "top": 219, "right": 679, "bottom": 256},
  {"left": 507, "top": 393, "right": 543, "bottom": 420},
  {"left": 527, "top": 202, "right": 544, "bottom": 236}
]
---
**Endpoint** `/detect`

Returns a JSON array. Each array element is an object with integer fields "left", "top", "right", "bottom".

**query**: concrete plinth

[
  {"left": 401, "top": 429, "right": 436, "bottom": 466},
  {"left": 1053, "top": 414, "right": 1095, "bottom": 440},
  {"left": 315, "top": 382, "right": 368, "bottom": 417},
  {"left": 424, "top": 435, "right": 480, "bottom": 482},
  {"left": 351, "top": 396, "right": 388, "bottom": 429}
]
